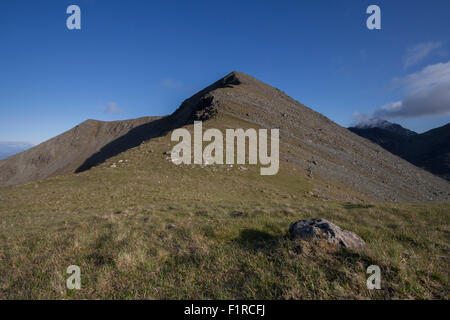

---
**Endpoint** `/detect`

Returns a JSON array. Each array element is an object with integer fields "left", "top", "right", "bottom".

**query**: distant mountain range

[
  {"left": 0, "top": 142, "right": 34, "bottom": 160},
  {"left": 349, "top": 120, "right": 450, "bottom": 180}
]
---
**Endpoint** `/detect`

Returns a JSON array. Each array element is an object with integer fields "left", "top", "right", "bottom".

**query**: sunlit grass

[{"left": 0, "top": 129, "right": 448, "bottom": 299}]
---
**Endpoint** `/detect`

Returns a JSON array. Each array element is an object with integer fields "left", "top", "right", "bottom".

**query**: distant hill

[
  {"left": 349, "top": 121, "right": 450, "bottom": 180},
  {"left": 0, "top": 142, "right": 34, "bottom": 160},
  {"left": 0, "top": 117, "right": 161, "bottom": 185},
  {"left": 351, "top": 119, "right": 418, "bottom": 136},
  {"left": 0, "top": 71, "right": 449, "bottom": 202}
]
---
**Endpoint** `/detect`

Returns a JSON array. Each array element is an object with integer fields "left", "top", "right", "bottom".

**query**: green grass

[
  {"left": 0, "top": 126, "right": 448, "bottom": 299},
  {"left": 0, "top": 198, "right": 448, "bottom": 299}
]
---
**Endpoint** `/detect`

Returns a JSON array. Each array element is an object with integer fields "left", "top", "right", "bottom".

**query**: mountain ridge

[
  {"left": 0, "top": 116, "right": 161, "bottom": 185},
  {"left": 351, "top": 119, "right": 418, "bottom": 136},
  {"left": 1, "top": 71, "right": 449, "bottom": 202}
]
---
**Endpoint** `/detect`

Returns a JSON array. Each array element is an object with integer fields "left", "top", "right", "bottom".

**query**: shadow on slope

[
  {"left": 76, "top": 72, "right": 243, "bottom": 173},
  {"left": 75, "top": 116, "right": 174, "bottom": 173}
]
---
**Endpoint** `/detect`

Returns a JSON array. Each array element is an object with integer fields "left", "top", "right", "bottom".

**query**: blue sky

[{"left": 1, "top": 0, "right": 449, "bottom": 144}]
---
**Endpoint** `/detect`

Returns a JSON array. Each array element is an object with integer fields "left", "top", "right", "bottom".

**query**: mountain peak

[
  {"left": 350, "top": 118, "right": 417, "bottom": 137},
  {"left": 1, "top": 72, "right": 449, "bottom": 202}
]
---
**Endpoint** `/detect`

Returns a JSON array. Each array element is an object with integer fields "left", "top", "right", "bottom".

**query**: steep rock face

[{"left": 0, "top": 71, "right": 449, "bottom": 202}]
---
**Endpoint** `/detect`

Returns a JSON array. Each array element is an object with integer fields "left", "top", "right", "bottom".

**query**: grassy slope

[{"left": 0, "top": 118, "right": 449, "bottom": 299}]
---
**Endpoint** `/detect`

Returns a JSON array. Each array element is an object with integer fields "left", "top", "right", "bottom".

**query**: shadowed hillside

[
  {"left": 349, "top": 122, "right": 450, "bottom": 180},
  {"left": 0, "top": 117, "right": 161, "bottom": 185}
]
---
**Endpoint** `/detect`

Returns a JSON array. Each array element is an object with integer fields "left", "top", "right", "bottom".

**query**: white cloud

[
  {"left": 374, "top": 61, "right": 450, "bottom": 119},
  {"left": 103, "top": 102, "right": 123, "bottom": 114},
  {"left": 352, "top": 112, "right": 388, "bottom": 128},
  {"left": 394, "top": 61, "right": 450, "bottom": 92},
  {"left": 403, "top": 41, "right": 443, "bottom": 69},
  {"left": 377, "top": 101, "right": 403, "bottom": 114}
]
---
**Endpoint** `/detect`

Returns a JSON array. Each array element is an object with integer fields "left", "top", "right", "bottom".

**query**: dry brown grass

[{"left": 0, "top": 129, "right": 448, "bottom": 299}]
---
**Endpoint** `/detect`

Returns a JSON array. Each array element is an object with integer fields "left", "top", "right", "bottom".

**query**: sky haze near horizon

[{"left": 1, "top": 0, "right": 449, "bottom": 144}]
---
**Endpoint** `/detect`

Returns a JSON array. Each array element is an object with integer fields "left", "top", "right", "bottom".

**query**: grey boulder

[{"left": 289, "top": 218, "right": 365, "bottom": 250}]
